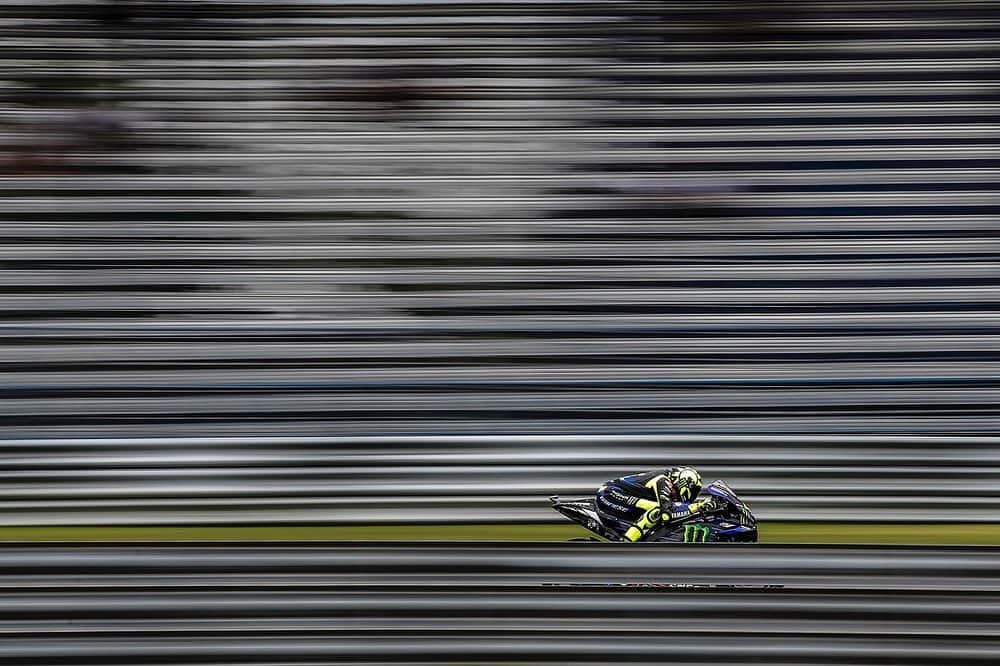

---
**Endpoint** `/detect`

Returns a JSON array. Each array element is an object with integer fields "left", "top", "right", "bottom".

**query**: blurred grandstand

[{"left": 0, "top": 0, "right": 998, "bottom": 529}]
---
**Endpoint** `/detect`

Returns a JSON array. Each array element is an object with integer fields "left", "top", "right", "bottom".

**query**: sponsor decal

[
  {"left": 598, "top": 497, "right": 633, "bottom": 514},
  {"left": 683, "top": 523, "right": 711, "bottom": 543}
]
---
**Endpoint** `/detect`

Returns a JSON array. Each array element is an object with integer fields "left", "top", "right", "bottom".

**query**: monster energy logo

[{"left": 683, "top": 524, "right": 711, "bottom": 543}]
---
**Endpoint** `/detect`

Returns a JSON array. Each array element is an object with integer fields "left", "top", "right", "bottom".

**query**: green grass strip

[
  {"left": 0, "top": 522, "right": 998, "bottom": 544},
  {"left": 764, "top": 522, "right": 1000, "bottom": 545}
]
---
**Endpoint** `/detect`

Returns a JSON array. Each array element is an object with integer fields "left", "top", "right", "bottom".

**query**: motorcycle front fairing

[
  {"left": 550, "top": 479, "right": 758, "bottom": 543},
  {"left": 648, "top": 480, "right": 757, "bottom": 542},
  {"left": 647, "top": 514, "right": 757, "bottom": 543}
]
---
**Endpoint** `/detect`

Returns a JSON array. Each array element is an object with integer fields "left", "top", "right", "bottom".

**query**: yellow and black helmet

[{"left": 668, "top": 466, "right": 703, "bottom": 502}]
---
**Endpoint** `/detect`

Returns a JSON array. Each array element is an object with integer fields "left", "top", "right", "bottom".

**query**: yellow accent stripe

[
  {"left": 644, "top": 475, "right": 667, "bottom": 491},
  {"left": 645, "top": 474, "right": 672, "bottom": 505}
]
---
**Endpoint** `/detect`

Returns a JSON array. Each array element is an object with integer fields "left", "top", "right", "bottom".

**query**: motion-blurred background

[{"left": 1, "top": 0, "right": 998, "bottom": 540}]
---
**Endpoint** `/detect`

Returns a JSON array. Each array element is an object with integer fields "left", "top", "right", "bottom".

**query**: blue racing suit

[{"left": 594, "top": 469, "right": 715, "bottom": 542}]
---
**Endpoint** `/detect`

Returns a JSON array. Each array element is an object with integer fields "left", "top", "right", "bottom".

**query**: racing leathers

[{"left": 594, "top": 468, "right": 717, "bottom": 542}]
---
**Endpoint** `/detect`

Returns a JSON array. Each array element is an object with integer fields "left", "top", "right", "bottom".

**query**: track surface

[{"left": 2, "top": 543, "right": 998, "bottom": 664}]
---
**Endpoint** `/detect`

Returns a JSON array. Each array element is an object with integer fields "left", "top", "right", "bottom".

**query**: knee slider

[{"left": 636, "top": 506, "right": 661, "bottom": 529}]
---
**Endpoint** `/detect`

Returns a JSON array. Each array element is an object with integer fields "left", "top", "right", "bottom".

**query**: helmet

[{"left": 668, "top": 466, "right": 703, "bottom": 502}]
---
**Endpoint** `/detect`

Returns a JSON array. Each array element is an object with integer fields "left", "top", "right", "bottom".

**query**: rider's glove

[{"left": 690, "top": 496, "right": 721, "bottom": 515}]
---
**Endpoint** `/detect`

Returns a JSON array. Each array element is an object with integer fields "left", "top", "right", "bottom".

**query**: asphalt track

[{"left": 2, "top": 543, "right": 998, "bottom": 664}]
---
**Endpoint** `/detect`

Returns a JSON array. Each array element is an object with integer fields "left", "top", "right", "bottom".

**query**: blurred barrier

[
  {"left": 1, "top": 543, "right": 999, "bottom": 664},
  {"left": 1, "top": 2, "right": 998, "bottom": 525},
  {"left": 1, "top": 1, "right": 997, "bottom": 435},
  {"left": 1, "top": 433, "right": 997, "bottom": 524}
]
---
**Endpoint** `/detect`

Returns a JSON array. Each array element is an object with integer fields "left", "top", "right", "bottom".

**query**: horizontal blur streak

[
  {"left": 0, "top": 434, "right": 996, "bottom": 525},
  {"left": 1, "top": 0, "right": 999, "bottom": 531},
  {"left": 1, "top": 544, "right": 999, "bottom": 664}
]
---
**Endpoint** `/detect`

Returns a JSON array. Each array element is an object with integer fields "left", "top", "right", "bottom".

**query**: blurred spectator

[
  {"left": 633, "top": 1, "right": 805, "bottom": 44},
  {"left": 363, "top": 67, "right": 428, "bottom": 117},
  {"left": 712, "top": 1, "right": 803, "bottom": 42},
  {"left": 1, "top": 105, "right": 146, "bottom": 175},
  {"left": 606, "top": 173, "right": 745, "bottom": 219},
  {"left": 94, "top": 0, "right": 134, "bottom": 31}
]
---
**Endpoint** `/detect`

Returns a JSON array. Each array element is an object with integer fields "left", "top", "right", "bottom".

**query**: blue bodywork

[{"left": 550, "top": 479, "right": 758, "bottom": 543}]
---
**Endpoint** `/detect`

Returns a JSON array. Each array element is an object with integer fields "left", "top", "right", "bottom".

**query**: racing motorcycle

[{"left": 549, "top": 480, "right": 757, "bottom": 543}]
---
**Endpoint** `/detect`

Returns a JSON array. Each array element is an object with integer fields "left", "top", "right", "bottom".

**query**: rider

[{"left": 595, "top": 466, "right": 719, "bottom": 542}]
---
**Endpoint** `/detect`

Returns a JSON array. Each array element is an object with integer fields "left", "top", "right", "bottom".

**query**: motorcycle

[{"left": 549, "top": 480, "right": 757, "bottom": 543}]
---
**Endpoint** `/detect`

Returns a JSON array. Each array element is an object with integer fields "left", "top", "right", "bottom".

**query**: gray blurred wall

[{"left": 0, "top": 0, "right": 997, "bottom": 526}]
